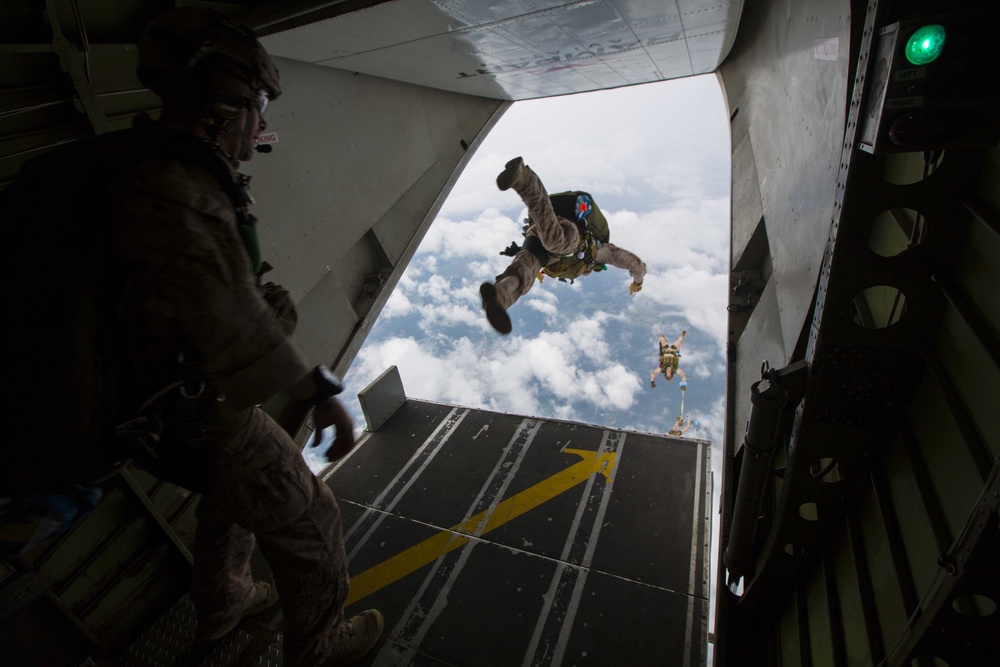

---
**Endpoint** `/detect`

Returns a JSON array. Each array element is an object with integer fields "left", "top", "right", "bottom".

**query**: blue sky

[{"left": 305, "top": 73, "right": 730, "bottom": 639}]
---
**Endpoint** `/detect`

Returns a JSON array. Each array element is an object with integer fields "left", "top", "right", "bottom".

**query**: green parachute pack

[{"left": 540, "top": 191, "right": 609, "bottom": 281}]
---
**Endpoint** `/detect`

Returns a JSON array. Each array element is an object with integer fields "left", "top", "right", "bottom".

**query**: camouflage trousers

[
  {"left": 495, "top": 166, "right": 646, "bottom": 308},
  {"left": 190, "top": 407, "right": 349, "bottom": 667},
  {"left": 495, "top": 166, "right": 580, "bottom": 309}
]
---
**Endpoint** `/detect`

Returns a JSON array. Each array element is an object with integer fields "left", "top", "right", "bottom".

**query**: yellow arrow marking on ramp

[{"left": 346, "top": 447, "right": 616, "bottom": 605}]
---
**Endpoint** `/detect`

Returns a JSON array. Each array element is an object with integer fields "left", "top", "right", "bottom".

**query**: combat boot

[
  {"left": 326, "top": 609, "right": 384, "bottom": 665},
  {"left": 196, "top": 580, "right": 280, "bottom": 642},
  {"left": 480, "top": 281, "right": 513, "bottom": 334},
  {"left": 496, "top": 156, "right": 527, "bottom": 191}
]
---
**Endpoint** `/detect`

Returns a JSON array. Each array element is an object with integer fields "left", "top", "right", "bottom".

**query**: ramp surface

[
  {"left": 120, "top": 398, "right": 710, "bottom": 666},
  {"left": 327, "top": 399, "right": 711, "bottom": 666}
]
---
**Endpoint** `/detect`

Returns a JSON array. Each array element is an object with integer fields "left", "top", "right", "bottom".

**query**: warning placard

[{"left": 255, "top": 131, "right": 279, "bottom": 145}]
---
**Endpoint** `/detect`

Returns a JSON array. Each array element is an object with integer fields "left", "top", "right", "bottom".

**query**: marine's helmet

[{"left": 137, "top": 7, "right": 280, "bottom": 122}]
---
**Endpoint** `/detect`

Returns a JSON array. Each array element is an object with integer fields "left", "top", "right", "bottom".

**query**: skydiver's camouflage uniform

[
  {"left": 652, "top": 332, "right": 688, "bottom": 385},
  {"left": 668, "top": 416, "right": 692, "bottom": 437},
  {"left": 108, "top": 122, "right": 348, "bottom": 666},
  {"left": 493, "top": 165, "right": 646, "bottom": 309}
]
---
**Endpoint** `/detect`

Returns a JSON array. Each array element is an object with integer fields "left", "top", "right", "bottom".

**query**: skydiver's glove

[
  {"left": 681, "top": 329, "right": 687, "bottom": 336},
  {"left": 629, "top": 281, "right": 642, "bottom": 295},
  {"left": 650, "top": 380, "right": 656, "bottom": 388},
  {"left": 500, "top": 241, "right": 521, "bottom": 257},
  {"left": 537, "top": 272, "right": 545, "bottom": 283},
  {"left": 680, "top": 381, "right": 688, "bottom": 391}
]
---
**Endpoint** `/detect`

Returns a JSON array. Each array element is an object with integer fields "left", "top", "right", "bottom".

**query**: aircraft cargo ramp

[{"left": 115, "top": 366, "right": 712, "bottom": 667}]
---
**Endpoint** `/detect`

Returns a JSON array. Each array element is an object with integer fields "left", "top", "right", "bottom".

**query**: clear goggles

[{"left": 251, "top": 89, "right": 270, "bottom": 116}]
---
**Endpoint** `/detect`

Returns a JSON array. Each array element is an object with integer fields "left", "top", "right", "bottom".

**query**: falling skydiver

[
  {"left": 479, "top": 156, "right": 647, "bottom": 335},
  {"left": 668, "top": 415, "right": 697, "bottom": 437},
  {"left": 650, "top": 330, "right": 688, "bottom": 390}
]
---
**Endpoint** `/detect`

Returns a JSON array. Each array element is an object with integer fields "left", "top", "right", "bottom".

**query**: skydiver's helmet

[{"left": 137, "top": 7, "right": 280, "bottom": 133}]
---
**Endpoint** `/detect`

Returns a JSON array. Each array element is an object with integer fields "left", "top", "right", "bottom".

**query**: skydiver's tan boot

[
  {"left": 480, "top": 281, "right": 512, "bottom": 334},
  {"left": 496, "top": 156, "right": 527, "bottom": 192},
  {"left": 326, "top": 609, "right": 384, "bottom": 666}
]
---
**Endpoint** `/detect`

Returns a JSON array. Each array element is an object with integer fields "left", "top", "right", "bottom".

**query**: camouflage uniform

[
  {"left": 494, "top": 165, "right": 646, "bottom": 309},
  {"left": 668, "top": 416, "right": 693, "bottom": 437},
  {"left": 191, "top": 409, "right": 349, "bottom": 665},
  {"left": 652, "top": 332, "right": 688, "bottom": 385},
  {"left": 109, "top": 124, "right": 349, "bottom": 666}
]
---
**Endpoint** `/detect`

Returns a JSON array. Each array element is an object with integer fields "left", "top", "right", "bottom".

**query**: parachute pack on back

[
  {"left": 526, "top": 190, "right": 609, "bottom": 281},
  {"left": 0, "top": 126, "right": 247, "bottom": 495},
  {"left": 549, "top": 190, "right": 610, "bottom": 243}
]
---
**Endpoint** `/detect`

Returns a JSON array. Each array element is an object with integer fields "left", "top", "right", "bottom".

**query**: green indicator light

[{"left": 905, "top": 24, "right": 946, "bottom": 65}]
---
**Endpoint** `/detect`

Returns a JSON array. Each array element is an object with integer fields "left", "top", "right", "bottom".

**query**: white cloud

[
  {"left": 397, "top": 269, "right": 420, "bottom": 289},
  {"left": 414, "top": 159, "right": 729, "bottom": 360},
  {"left": 557, "top": 314, "right": 612, "bottom": 364},
  {"left": 591, "top": 363, "right": 642, "bottom": 410},
  {"left": 610, "top": 199, "right": 730, "bottom": 275},
  {"left": 381, "top": 287, "right": 413, "bottom": 318},
  {"left": 417, "top": 210, "right": 522, "bottom": 261},
  {"left": 439, "top": 75, "right": 729, "bottom": 222},
  {"left": 525, "top": 298, "right": 558, "bottom": 318},
  {"left": 346, "top": 313, "right": 647, "bottom": 430},
  {"left": 414, "top": 302, "right": 484, "bottom": 333},
  {"left": 350, "top": 336, "right": 489, "bottom": 408},
  {"left": 529, "top": 287, "right": 559, "bottom": 305},
  {"left": 633, "top": 267, "right": 729, "bottom": 354},
  {"left": 415, "top": 274, "right": 453, "bottom": 302}
]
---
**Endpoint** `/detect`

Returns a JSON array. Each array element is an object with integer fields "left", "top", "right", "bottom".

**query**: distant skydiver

[
  {"left": 668, "top": 415, "right": 697, "bottom": 437},
  {"left": 650, "top": 330, "right": 688, "bottom": 389},
  {"left": 479, "top": 156, "right": 647, "bottom": 334}
]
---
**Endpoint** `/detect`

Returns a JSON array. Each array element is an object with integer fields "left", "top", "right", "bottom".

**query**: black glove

[{"left": 500, "top": 241, "right": 521, "bottom": 257}]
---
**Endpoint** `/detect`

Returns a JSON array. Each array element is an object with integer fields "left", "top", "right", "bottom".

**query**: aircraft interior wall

[
  {"left": 715, "top": 0, "right": 1000, "bottom": 663},
  {"left": 238, "top": 54, "right": 509, "bottom": 431}
]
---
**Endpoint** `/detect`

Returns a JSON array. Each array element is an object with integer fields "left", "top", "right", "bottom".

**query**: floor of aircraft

[{"left": 121, "top": 398, "right": 711, "bottom": 666}]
